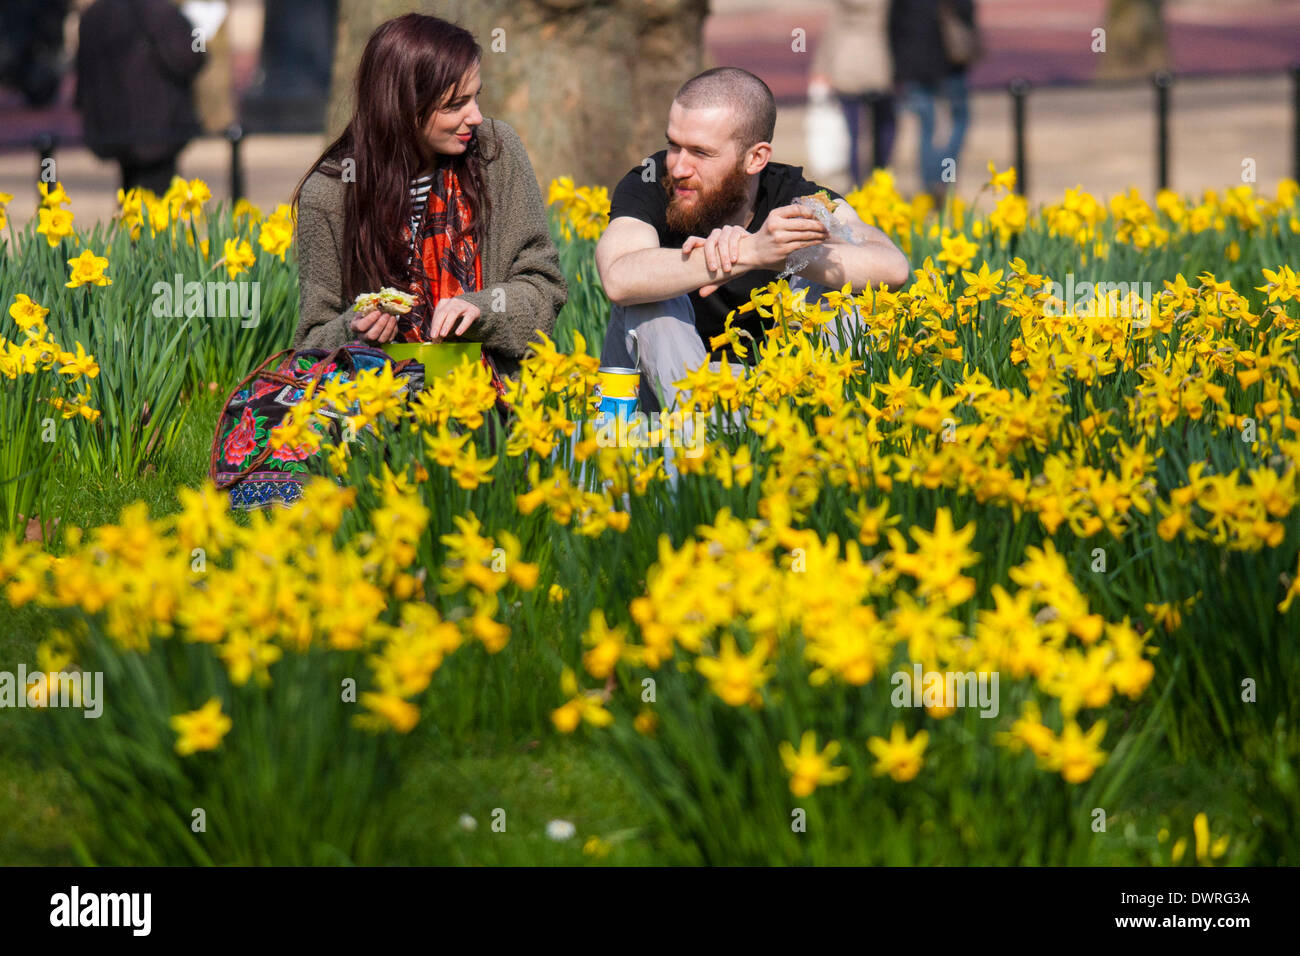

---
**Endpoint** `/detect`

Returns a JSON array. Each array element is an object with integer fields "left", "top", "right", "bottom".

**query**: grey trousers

[
  {"left": 600, "top": 294, "right": 710, "bottom": 413},
  {"left": 598, "top": 279, "right": 860, "bottom": 414}
]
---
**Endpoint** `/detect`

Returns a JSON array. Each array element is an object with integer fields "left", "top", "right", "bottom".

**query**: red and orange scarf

[
  {"left": 403, "top": 167, "right": 482, "bottom": 342},
  {"left": 402, "top": 168, "right": 506, "bottom": 397}
]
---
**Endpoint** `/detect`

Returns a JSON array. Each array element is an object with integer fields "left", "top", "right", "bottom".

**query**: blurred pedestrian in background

[
  {"left": 75, "top": 0, "right": 206, "bottom": 194},
  {"left": 889, "top": 0, "right": 981, "bottom": 202},
  {"left": 812, "top": 0, "right": 895, "bottom": 187},
  {"left": 0, "top": 0, "right": 70, "bottom": 108}
]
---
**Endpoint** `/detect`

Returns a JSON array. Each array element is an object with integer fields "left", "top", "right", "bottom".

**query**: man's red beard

[{"left": 663, "top": 159, "right": 751, "bottom": 237}]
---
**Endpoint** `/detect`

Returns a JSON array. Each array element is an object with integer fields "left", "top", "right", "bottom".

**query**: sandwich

[
  {"left": 352, "top": 287, "right": 418, "bottom": 315},
  {"left": 801, "top": 189, "right": 839, "bottom": 215}
]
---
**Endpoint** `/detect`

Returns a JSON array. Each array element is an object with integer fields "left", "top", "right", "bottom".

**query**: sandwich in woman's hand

[{"left": 351, "top": 287, "right": 418, "bottom": 315}]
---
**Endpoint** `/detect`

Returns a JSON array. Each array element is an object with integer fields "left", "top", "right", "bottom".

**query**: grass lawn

[{"left": 0, "top": 389, "right": 660, "bottom": 866}]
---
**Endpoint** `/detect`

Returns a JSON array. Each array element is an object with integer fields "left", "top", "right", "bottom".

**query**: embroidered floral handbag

[{"left": 209, "top": 343, "right": 424, "bottom": 510}]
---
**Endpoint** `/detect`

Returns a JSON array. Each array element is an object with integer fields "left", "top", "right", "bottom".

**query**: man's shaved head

[{"left": 672, "top": 67, "right": 776, "bottom": 152}]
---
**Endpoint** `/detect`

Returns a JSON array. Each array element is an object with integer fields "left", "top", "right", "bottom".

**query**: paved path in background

[{"left": 707, "top": 0, "right": 1300, "bottom": 99}]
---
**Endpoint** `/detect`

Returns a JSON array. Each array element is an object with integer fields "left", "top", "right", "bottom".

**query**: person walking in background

[
  {"left": 0, "top": 0, "right": 70, "bottom": 108},
  {"left": 889, "top": 0, "right": 980, "bottom": 203},
  {"left": 812, "top": 0, "right": 895, "bottom": 187},
  {"left": 75, "top": 0, "right": 205, "bottom": 194}
]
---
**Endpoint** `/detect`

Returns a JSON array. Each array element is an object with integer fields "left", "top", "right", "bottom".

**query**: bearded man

[{"left": 596, "top": 67, "right": 910, "bottom": 413}]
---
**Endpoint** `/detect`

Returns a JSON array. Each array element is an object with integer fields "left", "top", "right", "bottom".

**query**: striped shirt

[
  {"left": 407, "top": 172, "right": 435, "bottom": 264},
  {"left": 409, "top": 173, "right": 434, "bottom": 235}
]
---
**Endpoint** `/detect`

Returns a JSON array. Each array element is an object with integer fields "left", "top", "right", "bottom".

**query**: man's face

[{"left": 662, "top": 102, "right": 752, "bottom": 236}]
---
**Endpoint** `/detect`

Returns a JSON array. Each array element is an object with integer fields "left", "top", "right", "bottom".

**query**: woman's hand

[
  {"left": 351, "top": 308, "right": 399, "bottom": 344},
  {"left": 428, "top": 297, "right": 481, "bottom": 342}
]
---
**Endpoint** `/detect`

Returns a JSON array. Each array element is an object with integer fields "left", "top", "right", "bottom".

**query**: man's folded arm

[{"left": 596, "top": 216, "right": 753, "bottom": 307}]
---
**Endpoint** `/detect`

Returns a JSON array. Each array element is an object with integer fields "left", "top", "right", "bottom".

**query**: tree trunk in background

[
  {"left": 328, "top": 0, "right": 711, "bottom": 190},
  {"left": 1098, "top": 0, "right": 1169, "bottom": 80}
]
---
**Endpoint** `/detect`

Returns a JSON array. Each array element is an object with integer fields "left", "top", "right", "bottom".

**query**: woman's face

[{"left": 422, "top": 61, "right": 483, "bottom": 160}]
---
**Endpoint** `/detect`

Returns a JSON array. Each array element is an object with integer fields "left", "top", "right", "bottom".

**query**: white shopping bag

[
  {"left": 181, "top": 1, "right": 229, "bottom": 40},
  {"left": 804, "top": 81, "right": 849, "bottom": 180}
]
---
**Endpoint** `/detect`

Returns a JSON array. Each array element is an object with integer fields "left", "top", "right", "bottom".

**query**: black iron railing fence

[{"left": 1003, "top": 66, "right": 1300, "bottom": 197}]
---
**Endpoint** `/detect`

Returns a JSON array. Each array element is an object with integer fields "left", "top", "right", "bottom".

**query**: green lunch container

[{"left": 382, "top": 341, "right": 482, "bottom": 382}]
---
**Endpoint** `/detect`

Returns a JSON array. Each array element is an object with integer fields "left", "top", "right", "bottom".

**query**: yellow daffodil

[
  {"left": 961, "top": 262, "right": 1004, "bottom": 301},
  {"left": 695, "top": 634, "right": 774, "bottom": 707},
  {"left": 867, "top": 722, "right": 929, "bottom": 782},
  {"left": 222, "top": 237, "right": 256, "bottom": 279},
  {"left": 65, "top": 249, "right": 111, "bottom": 288},
  {"left": 1041, "top": 719, "right": 1107, "bottom": 783},
  {"left": 257, "top": 203, "right": 294, "bottom": 259},
  {"left": 936, "top": 232, "right": 978, "bottom": 274},
  {"left": 8, "top": 293, "right": 49, "bottom": 331},
  {"left": 779, "top": 730, "right": 851, "bottom": 797},
  {"left": 37, "top": 206, "right": 75, "bottom": 247},
  {"left": 39, "top": 181, "right": 71, "bottom": 209},
  {"left": 359, "top": 691, "right": 419, "bottom": 733},
  {"left": 1192, "top": 812, "right": 1229, "bottom": 864},
  {"left": 551, "top": 666, "right": 613, "bottom": 733},
  {"left": 56, "top": 341, "right": 99, "bottom": 379},
  {"left": 986, "top": 161, "right": 1017, "bottom": 194},
  {"left": 170, "top": 698, "right": 233, "bottom": 755}
]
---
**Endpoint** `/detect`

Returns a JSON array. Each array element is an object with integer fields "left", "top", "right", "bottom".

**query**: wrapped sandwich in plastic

[{"left": 779, "top": 190, "right": 857, "bottom": 278}]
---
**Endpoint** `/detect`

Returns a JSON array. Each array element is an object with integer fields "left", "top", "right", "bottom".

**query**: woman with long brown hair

[{"left": 291, "top": 14, "right": 566, "bottom": 382}]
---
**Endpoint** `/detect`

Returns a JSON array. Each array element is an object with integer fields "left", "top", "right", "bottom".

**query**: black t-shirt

[{"left": 607, "top": 150, "right": 844, "bottom": 363}]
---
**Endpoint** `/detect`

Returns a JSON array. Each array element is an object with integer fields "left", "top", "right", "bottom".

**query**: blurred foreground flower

[
  {"left": 546, "top": 819, "right": 576, "bottom": 841},
  {"left": 170, "top": 698, "right": 232, "bottom": 756},
  {"left": 780, "top": 731, "right": 851, "bottom": 797},
  {"left": 867, "top": 723, "right": 929, "bottom": 782}
]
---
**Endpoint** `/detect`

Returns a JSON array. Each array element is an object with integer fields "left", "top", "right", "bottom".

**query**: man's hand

[
  {"left": 428, "top": 297, "right": 481, "bottom": 342},
  {"left": 682, "top": 224, "right": 750, "bottom": 297},
  {"left": 748, "top": 204, "right": 830, "bottom": 270},
  {"left": 351, "top": 308, "right": 399, "bottom": 344}
]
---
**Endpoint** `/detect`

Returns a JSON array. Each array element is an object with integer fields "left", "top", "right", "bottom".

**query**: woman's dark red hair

[{"left": 292, "top": 14, "right": 495, "bottom": 303}]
